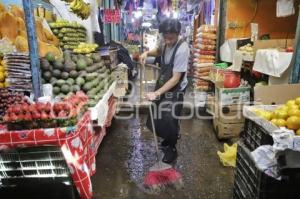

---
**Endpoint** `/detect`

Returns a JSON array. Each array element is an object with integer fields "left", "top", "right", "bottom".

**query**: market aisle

[{"left": 91, "top": 115, "right": 234, "bottom": 199}]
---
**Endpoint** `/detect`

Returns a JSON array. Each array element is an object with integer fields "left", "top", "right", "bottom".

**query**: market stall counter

[{"left": 0, "top": 96, "right": 117, "bottom": 199}]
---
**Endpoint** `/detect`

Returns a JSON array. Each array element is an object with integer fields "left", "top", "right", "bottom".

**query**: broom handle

[{"left": 148, "top": 103, "right": 160, "bottom": 161}]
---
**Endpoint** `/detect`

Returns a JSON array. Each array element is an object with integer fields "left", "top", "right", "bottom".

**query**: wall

[{"left": 226, "top": 0, "right": 300, "bottom": 39}]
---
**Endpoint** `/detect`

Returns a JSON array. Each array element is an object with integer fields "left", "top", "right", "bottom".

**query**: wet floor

[{"left": 91, "top": 113, "right": 235, "bottom": 199}]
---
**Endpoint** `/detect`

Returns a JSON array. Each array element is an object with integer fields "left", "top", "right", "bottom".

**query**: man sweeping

[{"left": 140, "top": 19, "right": 190, "bottom": 164}]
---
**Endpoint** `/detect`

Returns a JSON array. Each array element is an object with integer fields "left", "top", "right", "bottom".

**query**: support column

[
  {"left": 289, "top": 6, "right": 300, "bottom": 83},
  {"left": 23, "top": 0, "right": 42, "bottom": 100}
]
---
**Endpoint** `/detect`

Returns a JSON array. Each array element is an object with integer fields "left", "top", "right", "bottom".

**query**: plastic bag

[{"left": 217, "top": 143, "right": 238, "bottom": 167}]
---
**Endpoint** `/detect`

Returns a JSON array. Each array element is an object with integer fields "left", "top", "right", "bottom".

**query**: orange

[
  {"left": 288, "top": 109, "right": 300, "bottom": 117},
  {"left": 287, "top": 105, "right": 299, "bottom": 111},
  {"left": 276, "top": 105, "right": 289, "bottom": 112},
  {"left": 296, "top": 97, "right": 300, "bottom": 106},
  {"left": 0, "top": 72, "right": 4, "bottom": 82},
  {"left": 4, "top": 81, "right": 9, "bottom": 87},
  {"left": 286, "top": 100, "right": 296, "bottom": 107},
  {"left": 271, "top": 119, "right": 278, "bottom": 126},
  {"left": 286, "top": 116, "right": 300, "bottom": 130},
  {"left": 296, "top": 129, "right": 300, "bottom": 136},
  {"left": 276, "top": 119, "right": 287, "bottom": 127},
  {"left": 273, "top": 110, "right": 288, "bottom": 120}
]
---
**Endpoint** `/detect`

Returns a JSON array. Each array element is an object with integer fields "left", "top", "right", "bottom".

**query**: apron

[{"left": 146, "top": 39, "right": 186, "bottom": 140}]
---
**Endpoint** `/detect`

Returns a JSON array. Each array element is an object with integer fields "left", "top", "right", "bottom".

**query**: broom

[{"left": 144, "top": 103, "right": 183, "bottom": 192}]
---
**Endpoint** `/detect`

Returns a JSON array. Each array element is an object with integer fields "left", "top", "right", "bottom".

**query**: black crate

[
  {"left": 241, "top": 119, "right": 273, "bottom": 151},
  {"left": 233, "top": 142, "right": 300, "bottom": 199},
  {"left": 0, "top": 146, "right": 78, "bottom": 199}
]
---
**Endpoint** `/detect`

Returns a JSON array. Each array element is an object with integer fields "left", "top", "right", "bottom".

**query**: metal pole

[
  {"left": 289, "top": 6, "right": 300, "bottom": 83},
  {"left": 22, "top": 0, "right": 42, "bottom": 100}
]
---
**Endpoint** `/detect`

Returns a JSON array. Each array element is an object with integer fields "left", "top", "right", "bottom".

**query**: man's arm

[
  {"left": 140, "top": 47, "right": 161, "bottom": 63},
  {"left": 146, "top": 71, "right": 182, "bottom": 100}
]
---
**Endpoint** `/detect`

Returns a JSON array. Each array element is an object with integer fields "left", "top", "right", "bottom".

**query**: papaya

[
  {"left": 15, "top": 36, "right": 29, "bottom": 52},
  {"left": 0, "top": 2, "right": 6, "bottom": 13},
  {"left": 10, "top": 5, "right": 24, "bottom": 19},
  {"left": 0, "top": 12, "right": 18, "bottom": 42},
  {"left": 38, "top": 40, "right": 61, "bottom": 58}
]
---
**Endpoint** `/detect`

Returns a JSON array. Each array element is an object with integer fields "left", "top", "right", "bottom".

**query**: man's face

[{"left": 163, "top": 32, "right": 179, "bottom": 47}]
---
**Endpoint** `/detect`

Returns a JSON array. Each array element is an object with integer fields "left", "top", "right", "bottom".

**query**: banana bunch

[
  {"left": 61, "top": 0, "right": 73, "bottom": 3},
  {"left": 70, "top": 0, "right": 91, "bottom": 20}
]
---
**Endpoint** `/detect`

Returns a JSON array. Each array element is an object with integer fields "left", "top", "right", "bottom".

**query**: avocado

[
  {"left": 52, "top": 69, "right": 61, "bottom": 78},
  {"left": 53, "top": 61, "right": 64, "bottom": 70},
  {"left": 69, "top": 70, "right": 78, "bottom": 78},
  {"left": 53, "top": 86, "right": 60, "bottom": 95},
  {"left": 76, "top": 59, "right": 87, "bottom": 71},
  {"left": 86, "top": 64, "right": 99, "bottom": 73},
  {"left": 66, "top": 78, "right": 75, "bottom": 85},
  {"left": 45, "top": 52, "right": 55, "bottom": 62},
  {"left": 64, "top": 61, "right": 76, "bottom": 72},
  {"left": 56, "top": 80, "right": 66, "bottom": 87},
  {"left": 76, "top": 77, "right": 85, "bottom": 86},
  {"left": 87, "top": 100, "right": 97, "bottom": 107},
  {"left": 85, "top": 72, "right": 98, "bottom": 81},
  {"left": 84, "top": 57, "right": 93, "bottom": 66},
  {"left": 79, "top": 71, "right": 87, "bottom": 77},
  {"left": 91, "top": 53, "right": 102, "bottom": 63},
  {"left": 41, "top": 58, "right": 51, "bottom": 71},
  {"left": 50, "top": 77, "right": 57, "bottom": 84},
  {"left": 72, "top": 85, "right": 81, "bottom": 92},
  {"left": 63, "top": 50, "right": 72, "bottom": 58},
  {"left": 82, "top": 82, "right": 93, "bottom": 92},
  {"left": 43, "top": 71, "right": 52, "bottom": 81},
  {"left": 71, "top": 55, "right": 78, "bottom": 62},
  {"left": 41, "top": 78, "right": 46, "bottom": 84},
  {"left": 87, "top": 88, "right": 98, "bottom": 96},
  {"left": 61, "top": 84, "right": 70, "bottom": 94},
  {"left": 61, "top": 72, "right": 69, "bottom": 80}
]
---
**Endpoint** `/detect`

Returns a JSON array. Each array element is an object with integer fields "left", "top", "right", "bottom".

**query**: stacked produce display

[
  {"left": 2, "top": 92, "right": 88, "bottom": 130},
  {"left": 0, "top": 89, "right": 24, "bottom": 121},
  {"left": 4, "top": 53, "right": 32, "bottom": 91},
  {"left": 192, "top": 25, "right": 217, "bottom": 91},
  {"left": 40, "top": 51, "right": 114, "bottom": 107},
  {"left": 252, "top": 97, "right": 300, "bottom": 134},
  {"left": 49, "top": 20, "right": 87, "bottom": 50}
]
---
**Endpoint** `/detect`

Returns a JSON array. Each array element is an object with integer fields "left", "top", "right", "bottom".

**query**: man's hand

[
  {"left": 140, "top": 51, "right": 148, "bottom": 64},
  {"left": 145, "top": 92, "right": 159, "bottom": 101}
]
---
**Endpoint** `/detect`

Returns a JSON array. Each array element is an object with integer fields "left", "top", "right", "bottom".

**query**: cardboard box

[
  {"left": 215, "top": 82, "right": 251, "bottom": 106},
  {"left": 215, "top": 104, "right": 245, "bottom": 123},
  {"left": 213, "top": 118, "right": 244, "bottom": 139},
  {"left": 253, "top": 39, "right": 294, "bottom": 53},
  {"left": 206, "top": 94, "right": 215, "bottom": 115},
  {"left": 254, "top": 84, "right": 300, "bottom": 105}
]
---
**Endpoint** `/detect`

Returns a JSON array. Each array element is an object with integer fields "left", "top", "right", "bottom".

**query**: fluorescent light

[
  {"left": 173, "top": 11, "right": 179, "bottom": 19},
  {"left": 134, "top": 10, "right": 142, "bottom": 18},
  {"left": 166, "top": 11, "right": 170, "bottom": 18}
]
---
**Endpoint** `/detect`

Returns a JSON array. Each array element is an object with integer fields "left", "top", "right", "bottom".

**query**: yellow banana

[{"left": 70, "top": 0, "right": 78, "bottom": 10}]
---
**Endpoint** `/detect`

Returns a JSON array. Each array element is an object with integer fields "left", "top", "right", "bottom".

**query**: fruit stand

[{"left": 0, "top": 1, "right": 121, "bottom": 198}]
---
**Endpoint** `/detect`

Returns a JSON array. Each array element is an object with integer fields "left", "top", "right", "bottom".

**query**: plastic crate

[
  {"left": 233, "top": 142, "right": 300, "bottom": 199},
  {"left": 0, "top": 146, "right": 78, "bottom": 199},
  {"left": 241, "top": 119, "right": 273, "bottom": 151}
]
